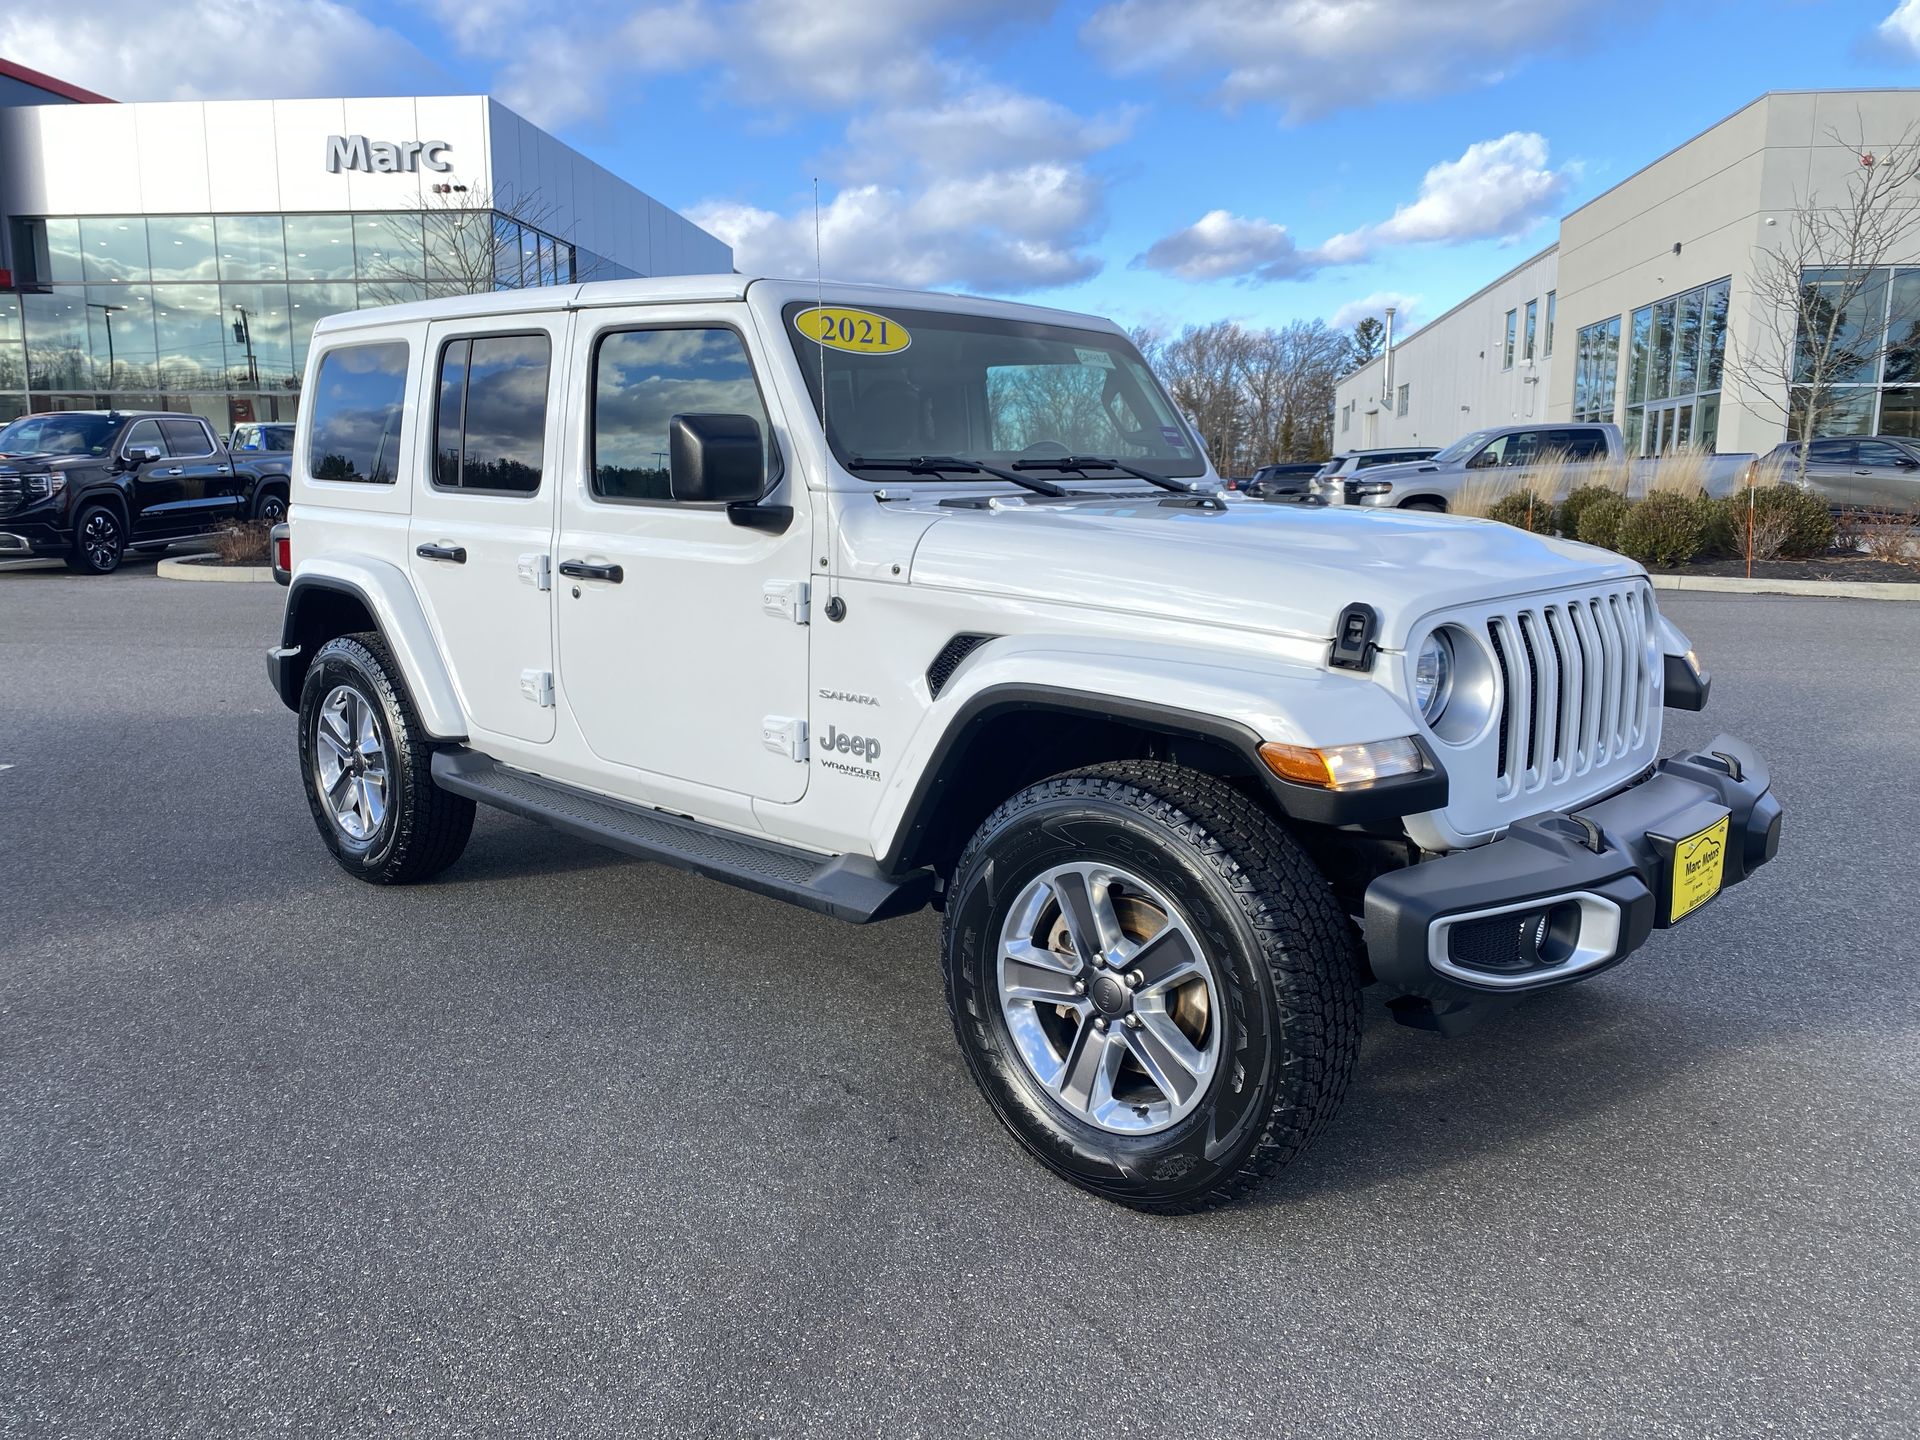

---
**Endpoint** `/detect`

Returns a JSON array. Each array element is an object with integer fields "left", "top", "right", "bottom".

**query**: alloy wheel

[
  {"left": 314, "top": 684, "right": 391, "bottom": 842},
  {"left": 996, "top": 862, "right": 1221, "bottom": 1135},
  {"left": 81, "top": 511, "right": 120, "bottom": 570}
]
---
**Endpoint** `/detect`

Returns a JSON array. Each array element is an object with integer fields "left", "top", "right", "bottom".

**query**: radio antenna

[{"left": 813, "top": 177, "right": 827, "bottom": 434}]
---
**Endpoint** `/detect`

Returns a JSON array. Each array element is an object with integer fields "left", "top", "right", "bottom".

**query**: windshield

[
  {"left": 0, "top": 413, "right": 119, "bottom": 457},
  {"left": 1430, "top": 429, "right": 1499, "bottom": 465},
  {"left": 784, "top": 302, "right": 1204, "bottom": 478}
]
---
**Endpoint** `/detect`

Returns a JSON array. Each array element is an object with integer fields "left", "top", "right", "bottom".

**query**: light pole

[
  {"left": 86, "top": 301, "right": 126, "bottom": 395},
  {"left": 231, "top": 304, "right": 259, "bottom": 390}
]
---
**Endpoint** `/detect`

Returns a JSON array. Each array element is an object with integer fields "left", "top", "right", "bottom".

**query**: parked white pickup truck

[
  {"left": 265, "top": 276, "right": 1782, "bottom": 1212},
  {"left": 1337, "top": 421, "right": 1754, "bottom": 510}
]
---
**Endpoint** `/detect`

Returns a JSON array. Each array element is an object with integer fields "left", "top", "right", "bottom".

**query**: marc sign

[{"left": 325, "top": 134, "right": 453, "bottom": 175}]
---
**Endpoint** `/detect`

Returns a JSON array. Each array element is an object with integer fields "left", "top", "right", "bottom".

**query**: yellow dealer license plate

[{"left": 1669, "top": 815, "right": 1730, "bottom": 922}]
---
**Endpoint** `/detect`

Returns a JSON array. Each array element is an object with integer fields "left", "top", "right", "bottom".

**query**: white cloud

[
  {"left": 1137, "top": 132, "right": 1570, "bottom": 285},
  {"left": 1082, "top": 0, "right": 1627, "bottom": 122},
  {"left": 1871, "top": 0, "right": 1920, "bottom": 58},
  {"left": 1133, "top": 210, "right": 1330, "bottom": 282},
  {"left": 1331, "top": 292, "right": 1420, "bottom": 332},
  {"left": 0, "top": 0, "right": 438, "bottom": 101}
]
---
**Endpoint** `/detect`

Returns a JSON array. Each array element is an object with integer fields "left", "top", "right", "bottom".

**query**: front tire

[
  {"left": 942, "top": 761, "right": 1361, "bottom": 1213},
  {"left": 254, "top": 487, "right": 288, "bottom": 524},
  {"left": 298, "top": 632, "right": 474, "bottom": 884},
  {"left": 65, "top": 504, "right": 125, "bottom": 574}
]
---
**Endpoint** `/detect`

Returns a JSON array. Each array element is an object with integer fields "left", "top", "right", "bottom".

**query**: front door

[
  {"left": 554, "top": 307, "right": 811, "bottom": 805},
  {"left": 119, "top": 418, "right": 193, "bottom": 539},
  {"left": 407, "top": 317, "right": 566, "bottom": 746}
]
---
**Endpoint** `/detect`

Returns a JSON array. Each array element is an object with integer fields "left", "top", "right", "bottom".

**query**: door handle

[
  {"left": 416, "top": 543, "right": 468, "bottom": 563},
  {"left": 165, "top": 466, "right": 184, "bottom": 475},
  {"left": 558, "top": 559, "right": 624, "bottom": 583}
]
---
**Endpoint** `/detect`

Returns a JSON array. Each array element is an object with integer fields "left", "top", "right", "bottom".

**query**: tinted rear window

[
  {"left": 308, "top": 341, "right": 409, "bottom": 484},
  {"left": 159, "top": 418, "right": 213, "bottom": 456}
]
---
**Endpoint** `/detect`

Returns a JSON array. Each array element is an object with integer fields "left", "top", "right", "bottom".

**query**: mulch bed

[{"left": 1650, "top": 551, "right": 1919, "bottom": 584}]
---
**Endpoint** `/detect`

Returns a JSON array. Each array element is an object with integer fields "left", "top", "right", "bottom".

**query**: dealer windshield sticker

[
  {"left": 795, "top": 307, "right": 912, "bottom": 355},
  {"left": 1161, "top": 425, "right": 1189, "bottom": 448},
  {"left": 1074, "top": 346, "right": 1116, "bottom": 368}
]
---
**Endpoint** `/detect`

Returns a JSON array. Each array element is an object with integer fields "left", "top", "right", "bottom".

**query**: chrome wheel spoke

[
  {"left": 1054, "top": 1020, "right": 1124, "bottom": 1117},
  {"left": 315, "top": 684, "right": 390, "bottom": 843},
  {"left": 1129, "top": 921, "right": 1204, "bottom": 994},
  {"left": 1050, "top": 866, "right": 1123, "bottom": 967},
  {"left": 1124, "top": 1010, "right": 1210, "bottom": 1107},
  {"left": 1000, "top": 938, "right": 1081, "bottom": 1006}
]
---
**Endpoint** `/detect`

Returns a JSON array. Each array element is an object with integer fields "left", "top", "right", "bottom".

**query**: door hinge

[
  {"left": 762, "top": 715, "right": 807, "bottom": 762},
  {"left": 762, "top": 577, "right": 810, "bottom": 625},
  {"left": 518, "top": 553, "right": 552, "bottom": 591},
  {"left": 520, "top": 669, "right": 555, "bottom": 708}
]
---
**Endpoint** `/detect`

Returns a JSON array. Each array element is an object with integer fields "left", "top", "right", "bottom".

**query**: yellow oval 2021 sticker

[{"left": 795, "top": 307, "right": 911, "bottom": 354}]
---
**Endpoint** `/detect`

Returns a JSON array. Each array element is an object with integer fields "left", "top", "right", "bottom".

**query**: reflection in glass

[
  {"left": 153, "top": 285, "right": 227, "bottom": 391},
  {"left": 435, "top": 338, "right": 468, "bottom": 487},
  {"left": 290, "top": 282, "right": 359, "bottom": 375},
  {"left": 80, "top": 217, "right": 151, "bottom": 284},
  {"left": 358, "top": 281, "right": 424, "bottom": 308},
  {"left": 1878, "top": 386, "right": 1920, "bottom": 436},
  {"left": 84, "top": 284, "right": 159, "bottom": 389},
  {"left": 1648, "top": 299, "right": 1674, "bottom": 401},
  {"left": 1702, "top": 281, "right": 1729, "bottom": 390},
  {"left": 308, "top": 341, "right": 409, "bottom": 483},
  {"left": 1696, "top": 393, "right": 1721, "bottom": 451},
  {"left": 355, "top": 213, "right": 424, "bottom": 280},
  {"left": 426, "top": 208, "right": 492, "bottom": 284},
  {"left": 39, "top": 219, "right": 85, "bottom": 283},
  {"left": 147, "top": 216, "right": 219, "bottom": 282},
  {"left": 447, "top": 334, "right": 549, "bottom": 492},
  {"left": 1627, "top": 306, "right": 1652, "bottom": 405},
  {"left": 493, "top": 217, "right": 523, "bottom": 290},
  {"left": 22, "top": 290, "right": 91, "bottom": 391},
  {"left": 216, "top": 215, "right": 287, "bottom": 281},
  {"left": 1794, "top": 269, "right": 1887, "bottom": 385},
  {"left": 1672, "top": 289, "right": 1702, "bottom": 396},
  {"left": 1789, "top": 385, "right": 1876, "bottom": 436},
  {"left": 0, "top": 295, "right": 21, "bottom": 392},
  {"left": 593, "top": 327, "right": 769, "bottom": 500},
  {"left": 223, "top": 284, "right": 295, "bottom": 390},
  {"left": 284, "top": 214, "right": 357, "bottom": 280}
]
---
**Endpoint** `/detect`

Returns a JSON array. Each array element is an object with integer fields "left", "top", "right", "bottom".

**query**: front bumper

[
  {"left": 1363, "top": 733, "right": 1782, "bottom": 1033},
  {"left": 0, "top": 517, "right": 72, "bottom": 556}
]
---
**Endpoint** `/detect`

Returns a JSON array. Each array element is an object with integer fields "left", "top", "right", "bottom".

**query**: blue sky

[{"left": 8, "top": 0, "right": 1920, "bottom": 339}]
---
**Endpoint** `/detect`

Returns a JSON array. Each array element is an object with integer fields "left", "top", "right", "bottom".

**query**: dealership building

[
  {"left": 1335, "top": 89, "right": 1920, "bottom": 461},
  {"left": 0, "top": 62, "right": 731, "bottom": 429}
]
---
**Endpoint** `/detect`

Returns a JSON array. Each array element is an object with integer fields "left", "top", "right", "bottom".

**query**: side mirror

[
  {"left": 1899, "top": 455, "right": 1919, "bottom": 470},
  {"left": 669, "top": 413, "right": 766, "bottom": 504},
  {"left": 125, "top": 445, "right": 163, "bottom": 466},
  {"left": 1466, "top": 450, "right": 1497, "bottom": 469}
]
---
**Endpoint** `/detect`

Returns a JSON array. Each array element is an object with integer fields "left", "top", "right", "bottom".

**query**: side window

[
  {"left": 159, "top": 418, "right": 214, "bottom": 457},
  {"left": 432, "top": 333, "right": 551, "bottom": 494},
  {"left": 591, "top": 326, "right": 779, "bottom": 502},
  {"left": 308, "top": 340, "right": 409, "bottom": 484},
  {"left": 1809, "top": 439, "right": 1855, "bottom": 465},
  {"left": 123, "top": 418, "right": 164, "bottom": 456},
  {"left": 1504, "top": 431, "right": 1548, "bottom": 466},
  {"left": 1857, "top": 441, "right": 1915, "bottom": 467},
  {"left": 1550, "top": 429, "right": 1606, "bottom": 461}
]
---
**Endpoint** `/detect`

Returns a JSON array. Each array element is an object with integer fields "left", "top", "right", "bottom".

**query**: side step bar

[{"left": 430, "top": 749, "right": 935, "bottom": 924}]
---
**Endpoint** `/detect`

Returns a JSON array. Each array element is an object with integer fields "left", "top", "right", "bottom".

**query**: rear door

[
  {"left": 1847, "top": 440, "right": 1920, "bottom": 508},
  {"left": 407, "top": 317, "right": 566, "bottom": 745}
]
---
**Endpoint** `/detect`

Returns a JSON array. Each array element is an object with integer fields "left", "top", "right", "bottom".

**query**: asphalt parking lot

[{"left": 2, "top": 566, "right": 1916, "bottom": 1437}]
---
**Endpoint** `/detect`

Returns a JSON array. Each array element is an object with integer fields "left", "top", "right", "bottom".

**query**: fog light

[{"left": 1259, "top": 736, "right": 1426, "bottom": 789}]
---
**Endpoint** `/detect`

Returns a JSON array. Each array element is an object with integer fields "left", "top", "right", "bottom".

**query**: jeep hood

[{"left": 905, "top": 493, "right": 1642, "bottom": 643}]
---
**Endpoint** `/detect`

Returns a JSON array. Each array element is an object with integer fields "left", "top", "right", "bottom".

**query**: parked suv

[
  {"left": 266, "top": 278, "right": 1783, "bottom": 1212},
  {"left": 1756, "top": 435, "right": 1920, "bottom": 509},
  {"left": 1311, "top": 446, "right": 1439, "bottom": 501},
  {"left": 0, "top": 410, "right": 289, "bottom": 572}
]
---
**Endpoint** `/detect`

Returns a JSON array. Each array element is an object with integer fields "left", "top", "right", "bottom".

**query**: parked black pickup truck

[{"left": 0, "top": 410, "right": 291, "bottom": 574}]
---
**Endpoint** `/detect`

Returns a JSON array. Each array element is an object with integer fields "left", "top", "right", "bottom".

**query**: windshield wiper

[
  {"left": 849, "top": 455, "right": 1069, "bottom": 498},
  {"left": 1011, "top": 455, "right": 1201, "bottom": 495}
]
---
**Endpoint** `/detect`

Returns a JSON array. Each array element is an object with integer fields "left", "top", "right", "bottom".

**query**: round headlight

[{"left": 1413, "top": 631, "right": 1455, "bottom": 724}]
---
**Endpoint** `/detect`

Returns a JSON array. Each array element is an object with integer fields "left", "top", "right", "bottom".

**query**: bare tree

[
  {"left": 360, "top": 184, "right": 594, "bottom": 306},
  {"left": 1155, "top": 321, "right": 1256, "bottom": 471},
  {"left": 1725, "top": 118, "right": 1920, "bottom": 477}
]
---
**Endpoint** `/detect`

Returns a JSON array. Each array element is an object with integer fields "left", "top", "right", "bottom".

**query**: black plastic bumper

[
  {"left": 0, "top": 518, "right": 70, "bottom": 556},
  {"left": 1364, "top": 733, "right": 1782, "bottom": 1033}
]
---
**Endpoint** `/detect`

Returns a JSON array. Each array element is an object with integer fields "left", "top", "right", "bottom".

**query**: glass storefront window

[
  {"left": 1573, "top": 315, "right": 1621, "bottom": 422},
  {"left": 40, "top": 218, "right": 85, "bottom": 283},
  {"left": 355, "top": 213, "right": 424, "bottom": 279},
  {"left": 22, "top": 290, "right": 91, "bottom": 391},
  {"left": 1647, "top": 298, "right": 1674, "bottom": 402},
  {"left": 1878, "top": 386, "right": 1920, "bottom": 436},
  {"left": 426, "top": 208, "right": 491, "bottom": 285},
  {"left": 216, "top": 215, "right": 288, "bottom": 281},
  {"left": 0, "top": 295, "right": 22, "bottom": 393},
  {"left": 1701, "top": 280, "right": 1729, "bottom": 390},
  {"left": 1627, "top": 306, "right": 1652, "bottom": 406},
  {"left": 358, "top": 281, "right": 424, "bottom": 308},
  {"left": 290, "top": 282, "right": 359, "bottom": 375},
  {"left": 84, "top": 284, "right": 159, "bottom": 390},
  {"left": 80, "top": 217, "right": 151, "bottom": 284},
  {"left": 222, "top": 284, "right": 295, "bottom": 390},
  {"left": 1795, "top": 269, "right": 1887, "bottom": 385},
  {"left": 493, "top": 217, "right": 523, "bottom": 289},
  {"left": 1789, "top": 385, "right": 1876, "bottom": 436},
  {"left": 152, "top": 285, "right": 227, "bottom": 392},
  {"left": 284, "top": 214, "right": 357, "bottom": 281},
  {"left": 1672, "top": 288, "right": 1702, "bottom": 396},
  {"left": 147, "top": 217, "right": 218, "bottom": 282}
]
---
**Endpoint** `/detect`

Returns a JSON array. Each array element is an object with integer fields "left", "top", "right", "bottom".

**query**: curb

[
  {"left": 1650, "top": 573, "right": 1920, "bottom": 601},
  {"left": 157, "top": 554, "right": 275, "bottom": 584}
]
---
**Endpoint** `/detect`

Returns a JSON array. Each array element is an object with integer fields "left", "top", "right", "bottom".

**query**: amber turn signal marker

[{"left": 1258, "top": 737, "right": 1427, "bottom": 790}]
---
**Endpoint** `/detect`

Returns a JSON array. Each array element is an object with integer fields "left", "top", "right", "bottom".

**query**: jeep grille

[{"left": 1483, "top": 585, "right": 1655, "bottom": 800}]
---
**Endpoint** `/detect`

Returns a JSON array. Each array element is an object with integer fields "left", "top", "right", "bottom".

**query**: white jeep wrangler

[{"left": 267, "top": 276, "right": 1782, "bottom": 1212}]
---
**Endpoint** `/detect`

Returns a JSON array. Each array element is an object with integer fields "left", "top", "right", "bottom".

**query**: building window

[
  {"left": 1396, "top": 383, "right": 1409, "bottom": 417},
  {"left": 1573, "top": 315, "right": 1621, "bottom": 423},
  {"left": 1787, "top": 266, "right": 1920, "bottom": 440},
  {"left": 1341, "top": 401, "right": 1351, "bottom": 433},
  {"left": 1503, "top": 309, "right": 1517, "bottom": 370},
  {"left": 1523, "top": 299, "right": 1538, "bottom": 362},
  {"left": 1544, "top": 291, "right": 1557, "bottom": 357},
  {"left": 1625, "top": 276, "right": 1730, "bottom": 453}
]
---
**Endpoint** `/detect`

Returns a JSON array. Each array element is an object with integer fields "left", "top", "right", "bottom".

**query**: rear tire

[
  {"left": 65, "top": 503, "right": 125, "bottom": 574},
  {"left": 941, "top": 761, "right": 1361, "bottom": 1213},
  {"left": 298, "top": 632, "right": 474, "bottom": 884},
  {"left": 1400, "top": 497, "right": 1446, "bottom": 512},
  {"left": 253, "top": 486, "right": 288, "bottom": 524}
]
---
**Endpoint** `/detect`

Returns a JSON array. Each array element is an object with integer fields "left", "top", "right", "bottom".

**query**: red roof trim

[{"left": 0, "top": 57, "right": 114, "bottom": 104}]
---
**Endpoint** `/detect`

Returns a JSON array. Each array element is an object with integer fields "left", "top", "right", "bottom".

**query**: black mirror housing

[{"left": 670, "top": 413, "right": 766, "bottom": 504}]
